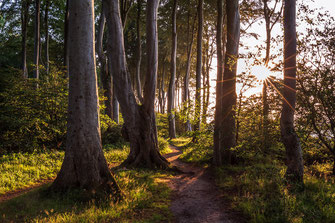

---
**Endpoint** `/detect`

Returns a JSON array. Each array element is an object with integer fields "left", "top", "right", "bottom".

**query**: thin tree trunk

[
  {"left": 135, "top": 0, "right": 143, "bottom": 102},
  {"left": 220, "top": 0, "right": 240, "bottom": 164},
  {"left": 33, "top": 0, "right": 41, "bottom": 79},
  {"left": 64, "top": 0, "right": 69, "bottom": 75},
  {"left": 183, "top": 11, "right": 196, "bottom": 132},
  {"left": 280, "top": 0, "right": 303, "bottom": 183},
  {"left": 104, "top": 0, "right": 168, "bottom": 168},
  {"left": 262, "top": 81, "right": 269, "bottom": 150},
  {"left": 214, "top": 0, "right": 223, "bottom": 166},
  {"left": 52, "top": 0, "right": 121, "bottom": 196},
  {"left": 112, "top": 86, "right": 119, "bottom": 124},
  {"left": 168, "top": 0, "right": 177, "bottom": 139},
  {"left": 195, "top": 0, "right": 203, "bottom": 131},
  {"left": 21, "top": 0, "right": 30, "bottom": 78},
  {"left": 161, "top": 62, "right": 166, "bottom": 114},
  {"left": 44, "top": 0, "right": 50, "bottom": 74},
  {"left": 97, "top": 9, "right": 113, "bottom": 119}
]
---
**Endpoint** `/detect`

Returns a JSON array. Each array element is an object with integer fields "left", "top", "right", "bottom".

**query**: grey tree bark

[
  {"left": 220, "top": 0, "right": 240, "bottom": 164},
  {"left": 213, "top": 0, "right": 223, "bottom": 166},
  {"left": 280, "top": 0, "right": 304, "bottom": 183},
  {"left": 64, "top": 0, "right": 69, "bottom": 75},
  {"left": 194, "top": 0, "right": 203, "bottom": 131},
  {"left": 44, "top": 0, "right": 50, "bottom": 74},
  {"left": 97, "top": 9, "right": 113, "bottom": 119},
  {"left": 52, "top": 0, "right": 121, "bottom": 196},
  {"left": 21, "top": 0, "right": 30, "bottom": 78},
  {"left": 183, "top": 11, "right": 196, "bottom": 132},
  {"left": 33, "top": 0, "right": 41, "bottom": 79},
  {"left": 135, "top": 0, "right": 143, "bottom": 102},
  {"left": 167, "top": 0, "right": 177, "bottom": 139},
  {"left": 103, "top": 0, "right": 169, "bottom": 168}
]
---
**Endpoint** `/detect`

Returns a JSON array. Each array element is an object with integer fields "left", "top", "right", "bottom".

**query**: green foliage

[
  {"left": 216, "top": 154, "right": 335, "bottom": 223},
  {"left": 0, "top": 169, "right": 172, "bottom": 223},
  {"left": 0, "top": 150, "right": 64, "bottom": 195},
  {"left": 0, "top": 68, "right": 68, "bottom": 153},
  {"left": 156, "top": 113, "right": 169, "bottom": 138},
  {"left": 157, "top": 136, "right": 172, "bottom": 154},
  {"left": 179, "top": 132, "right": 213, "bottom": 165}
]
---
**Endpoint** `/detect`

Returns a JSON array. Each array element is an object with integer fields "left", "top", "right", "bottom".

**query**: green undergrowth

[
  {"left": 175, "top": 133, "right": 212, "bottom": 166},
  {"left": 0, "top": 169, "right": 172, "bottom": 222},
  {"left": 0, "top": 136, "right": 170, "bottom": 196},
  {"left": 0, "top": 137, "right": 174, "bottom": 222},
  {"left": 172, "top": 133, "right": 335, "bottom": 222},
  {"left": 216, "top": 157, "right": 335, "bottom": 223},
  {"left": 170, "top": 137, "right": 192, "bottom": 148}
]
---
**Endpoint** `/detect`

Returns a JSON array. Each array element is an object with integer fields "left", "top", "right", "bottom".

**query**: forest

[{"left": 0, "top": 0, "right": 334, "bottom": 222}]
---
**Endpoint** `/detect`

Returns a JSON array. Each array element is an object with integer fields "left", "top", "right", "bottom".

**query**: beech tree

[
  {"left": 33, "top": 0, "right": 40, "bottom": 79},
  {"left": 194, "top": 0, "right": 203, "bottom": 131},
  {"left": 21, "top": 0, "right": 30, "bottom": 78},
  {"left": 213, "top": 0, "right": 224, "bottom": 166},
  {"left": 220, "top": 0, "right": 240, "bottom": 163},
  {"left": 104, "top": 0, "right": 169, "bottom": 168},
  {"left": 135, "top": 0, "right": 143, "bottom": 102},
  {"left": 44, "top": 0, "right": 50, "bottom": 74},
  {"left": 183, "top": 8, "right": 196, "bottom": 132},
  {"left": 167, "top": 0, "right": 177, "bottom": 139},
  {"left": 280, "top": 0, "right": 303, "bottom": 182},
  {"left": 52, "top": 0, "right": 121, "bottom": 194}
]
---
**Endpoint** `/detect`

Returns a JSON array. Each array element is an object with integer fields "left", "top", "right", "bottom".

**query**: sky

[{"left": 205, "top": 0, "right": 335, "bottom": 111}]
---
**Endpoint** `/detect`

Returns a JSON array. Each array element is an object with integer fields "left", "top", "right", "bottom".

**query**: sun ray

[{"left": 267, "top": 78, "right": 295, "bottom": 111}]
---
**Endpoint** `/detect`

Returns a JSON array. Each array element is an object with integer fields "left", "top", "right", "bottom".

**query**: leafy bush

[
  {"left": 0, "top": 69, "right": 68, "bottom": 153},
  {"left": 0, "top": 67, "right": 122, "bottom": 154}
]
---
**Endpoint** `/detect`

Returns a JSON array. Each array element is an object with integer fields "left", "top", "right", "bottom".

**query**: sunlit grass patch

[
  {"left": 0, "top": 151, "right": 64, "bottom": 195},
  {"left": 216, "top": 156, "right": 335, "bottom": 223},
  {"left": 170, "top": 137, "right": 192, "bottom": 148},
  {"left": 0, "top": 169, "right": 173, "bottom": 223}
]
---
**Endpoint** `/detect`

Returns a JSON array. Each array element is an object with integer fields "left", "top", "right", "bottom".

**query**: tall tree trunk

[
  {"left": 112, "top": 86, "right": 119, "bottom": 124},
  {"left": 21, "top": 0, "right": 30, "bottom": 78},
  {"left": 168, "top": 0, "right": 177, "bottom": 139},
  {"left": 44, "top": 0, "right": 50, "bottom": 74},
  {"left": 120, "top": 0, "right": 133, "bottom": 29},
  {"left": 52, "top": 0, "right": 121, "bottom": 196},
  {"left": 262, "top": 81, "right": 269, "bottom": 150},
  {"left": 220, "top": 0, "right": 240, "bottom": 164},
  {"left": 263, "top": 0, "right": 271, "bottom": 66},
  {"left": 281, "top": 0, "right": 303, "bottom": 183},
  {"left": 135, "top": 0, "right": 143, "bottom": 102},
  {"left": 33, "top": 0, "right": 41, "bottom": 79},
  {"left": 97, "top": 9, "right": 113, "bottom": 119},
  {"left": 214, "top": 0, "right": 223, "bottom": 166},
  {"left": 104, "top": 0, "right": 168, "bottom": 168},
  {"left": 195, "top": 0, "right": 203, "bottom": 131},
  {"left": 64, "top": 0, "right": 69, "bottom": 75},
  {"left": 183, "top": 11, "right": 196, "bottom": 132},
  {"left": 161, "top": 62, "right": 166, "bottom": 114}
]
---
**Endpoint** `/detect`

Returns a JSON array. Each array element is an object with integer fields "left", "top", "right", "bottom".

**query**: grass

[
  {"left": 0, "top": 141, "right": 174, "bottom": 222},
  {"left": 0, "top": 151, "right": 64, "bottom": 195},
  {"left": 171, "top": 134, "right": 212, "bottom": 166},
  {"left": 0, "top": 169, "right": 172, "bottom": 222},
  {"left": 174, "top": 133, "right": 335, "bottom": 223}
]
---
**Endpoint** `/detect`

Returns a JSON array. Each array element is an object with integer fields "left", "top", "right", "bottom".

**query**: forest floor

[{"left": 164, "top": 145, "right": 243, "bottom": 223}]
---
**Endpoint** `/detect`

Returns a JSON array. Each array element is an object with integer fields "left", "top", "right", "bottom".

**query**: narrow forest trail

[{"left": 164, "top": 145, "right": 239, "bottom": 223}]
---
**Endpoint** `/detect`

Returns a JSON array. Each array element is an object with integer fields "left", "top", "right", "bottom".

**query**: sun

[{"left": 251, "top": 65, "right": 271, "bottom": 82}]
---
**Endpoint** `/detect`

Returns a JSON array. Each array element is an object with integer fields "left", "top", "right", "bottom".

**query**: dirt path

[
  {"left": 0, "top": 178, "right": 54, "bottom": 203},
  {"left": 164, "top": 146, "right": 238, "bottom": 223}
]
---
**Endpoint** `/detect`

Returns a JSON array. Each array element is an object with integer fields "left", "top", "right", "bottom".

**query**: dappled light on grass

[{"left": 0, "top": 156, "right": 173, "bottom": 222}]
